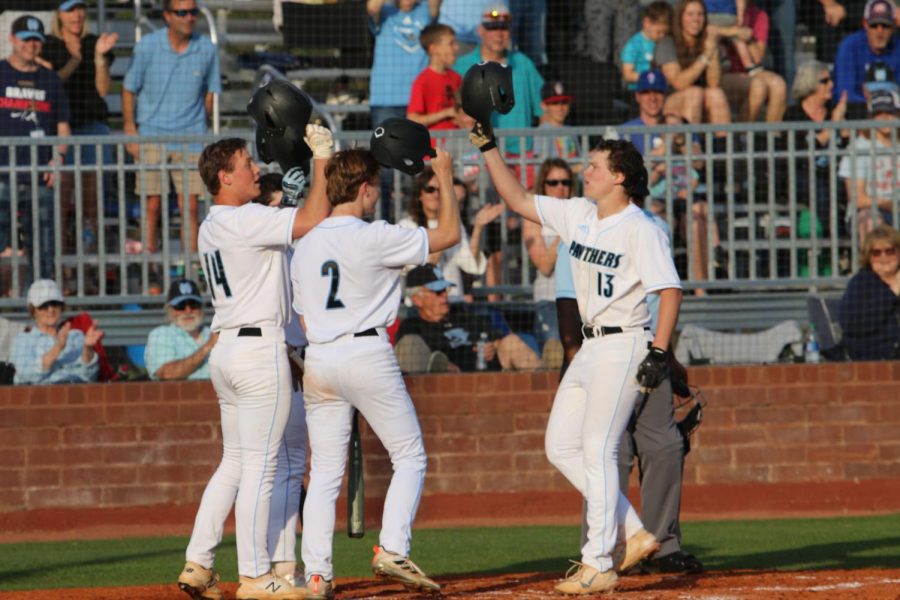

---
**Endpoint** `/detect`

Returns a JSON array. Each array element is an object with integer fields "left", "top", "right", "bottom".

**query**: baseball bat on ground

[{"left": 348, "top": 409, "right": 365, "bottom": 538}]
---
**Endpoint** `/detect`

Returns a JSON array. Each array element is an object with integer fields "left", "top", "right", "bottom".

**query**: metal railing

[{"left": 1, "top": 119, "right": 897, "bottom": 308}]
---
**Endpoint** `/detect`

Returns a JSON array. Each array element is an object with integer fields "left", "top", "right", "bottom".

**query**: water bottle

[
  {"left": 475, "top": 332, "right": 488, "bottom": 371},
  {"left": 804, "top": 324, "right": 820, "bottom": 364}
]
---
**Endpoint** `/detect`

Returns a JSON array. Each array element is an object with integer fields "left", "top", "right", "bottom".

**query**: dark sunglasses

[
  {"left": 168, "top": 7, "right": 200, "bottom": 17},
  {"left": 172, "top": 299, "right": 202, "bottom": 311},
  {"left": 545, "top": 179, "right": 572, "bottom": 187},
  {"left": 819, "top": 76, "right": 832, "bottom": 84},
  {"left": 868, "top": 22, "right": 894, "bottom": 30},
  {"left": 422, "top": 185, "right": 439, "bottom": 194},
  {"left": 482, "top": 22, "right": 511, "bottom": 31},
  {"left": 871, "top": 246, "right": 898, "bottom": 257},
  {"left": 37, "top": 300, "right": 64, "bottom": 310}
]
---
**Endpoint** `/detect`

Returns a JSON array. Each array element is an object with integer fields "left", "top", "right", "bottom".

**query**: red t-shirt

[
  {"left": 726, "top": 4, "right": 769, "bottom": 73},
  {"left": 407, "top": 67, "right": 462, "bottom": 130}
]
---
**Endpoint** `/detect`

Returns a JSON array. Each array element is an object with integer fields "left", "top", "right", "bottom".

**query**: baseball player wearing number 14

[
  {"left": 291, "top": 146, "right": 460, "bottom": 599},
  {"left": 176, "top": 129, "right": 332, "bottom": 600},
  {"left": 473, "top": 129, "right": 682, "bottom": 596}
]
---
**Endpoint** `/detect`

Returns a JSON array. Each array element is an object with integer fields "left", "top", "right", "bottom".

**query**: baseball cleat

[
  {"left": 554, "top": 562, "right": 617, "bottom": 595},
  {"left": 177, "top": 561, "right": 224, "bottom": 600},
  {"left": 235, "top": 573, "right": 307, "bottom": 599},
  {"left": 304, "top": 574, "right": 335, "bottom": 600},
  {"left": 612, "top": 528, "right": 660, "bottom": 574},
  {"left": 371, "top": 545, "right": 441, "bottom": 594}
]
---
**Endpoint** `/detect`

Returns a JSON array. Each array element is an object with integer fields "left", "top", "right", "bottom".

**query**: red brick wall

[{"left": 1, "top": 363, "right": 899, "bottom": 521}]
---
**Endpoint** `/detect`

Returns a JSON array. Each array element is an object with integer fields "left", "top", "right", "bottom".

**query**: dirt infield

[{"left": 2, "top": 569, "right": 900, "bottom": 599}]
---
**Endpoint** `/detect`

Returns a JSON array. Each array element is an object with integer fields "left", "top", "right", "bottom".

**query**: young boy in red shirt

[{"left": 407, "top": 24, "right": 463, "bottom": 131}]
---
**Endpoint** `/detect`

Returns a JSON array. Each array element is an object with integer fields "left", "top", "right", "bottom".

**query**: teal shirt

[
  {"left": 453, "top": 47, "right": 544, "bottom": 155},
  {"left": 621, "top": 32, "right": 656, "bottom": 91},
  {"left": 144, "top": 323, "right": 212, "bottom": 380}
]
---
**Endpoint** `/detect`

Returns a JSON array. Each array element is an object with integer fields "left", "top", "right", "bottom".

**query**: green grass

[{"left": 1, "top": 514, "right": 899, "bottom": 591}]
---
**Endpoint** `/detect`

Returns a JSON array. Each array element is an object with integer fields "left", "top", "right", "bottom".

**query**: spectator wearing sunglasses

[
  {"left": 839, "top": 224, "right": 900, "bottom": 360},
  {"left": 144, "top": 278, "right": 216, "bottom": 381},
  {"left": 123, "top": 0, "right": 221, "bottom": 265},
  {"left": 833, "top": 0, "right": 900, "bottom": 110},
  {"left": 11, "top": 279, "right": 102, "bottom": 384}
]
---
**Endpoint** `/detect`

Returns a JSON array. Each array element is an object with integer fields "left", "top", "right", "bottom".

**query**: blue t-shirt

[
  {"left": 368, "top": 2, "right": 432, "bottom": 107},
  {"left": 554, "top": 209, "right": 670, "bottom": 333},
  {"left": 705, "top": 0, "right": 736, "bottom": 15},
  {"left": 833, "top": 30, "right": 900, "bottom": 104},
  {"left": 438, "top": 0, "right": 484, "bottom": 45},
  {"left": 454, "top": 47, "right": 544, "bottom": 154},
  {"left": 144, "top": 323, "right": 212, "bottom": 380},
  {"left": 0, "top": 60, "right": 70, "bottom": 182},
  {"left": 123, "top": 28, "right": 221, "bottom": 150},
  {"left": 621, "top": 32, "right": 656, "bottom": 90},
  {"left": 622, "top": 116, "right": 661, "bottom": 156}
]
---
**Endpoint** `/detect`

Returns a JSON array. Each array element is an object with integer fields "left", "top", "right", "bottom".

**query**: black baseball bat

[{"left": 347, "top": 409, "right": 365, "bottom": 538}]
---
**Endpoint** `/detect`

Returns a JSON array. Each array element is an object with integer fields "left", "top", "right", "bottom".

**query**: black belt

[
  {"left": 237, "top": 327, "right": 262, "bottom": 337},
  {"left": 582, "top": 325, "right": 650, "bottom": 339},
  {"left": 353, "top": 328, "right": 378, "bottom": 338}
]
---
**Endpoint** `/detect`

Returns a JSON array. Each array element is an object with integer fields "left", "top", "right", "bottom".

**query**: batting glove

[
  {"left": 281, "top": 166, "right": 308, "bottom": 207},
  {"left": 305, "top": 124, "right": 334, "bottom": 160},
  {"left": 636, "top": 346, "right": 670, "bottom": 392},
  {"left": 469, "top": 121, "right": 496, "bottom": 152}
]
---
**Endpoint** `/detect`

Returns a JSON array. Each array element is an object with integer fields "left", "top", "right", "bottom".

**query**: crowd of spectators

[{"left": 1, "top": 0, "right": 900, "bottom": 372}]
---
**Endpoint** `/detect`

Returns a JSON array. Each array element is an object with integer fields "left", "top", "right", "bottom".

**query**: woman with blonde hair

[{"left": 839, "top": 225, "right": 900, "bottom": 361}]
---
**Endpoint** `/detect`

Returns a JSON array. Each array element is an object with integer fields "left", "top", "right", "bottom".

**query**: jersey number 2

[
  {"left": 597, "top": 273, "right": 614, "bottom": 298},
  {"left": 203, "top": 250, "right": 232, "bottom": 299},
  {"left": 321, "top": 260, "right": 345, "bottom": 309}
]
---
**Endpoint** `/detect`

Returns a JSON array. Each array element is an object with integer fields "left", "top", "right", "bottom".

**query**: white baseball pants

[
  {"left": 545, "top": 329, "right": 650, "bottom": 572},
  {"left": 301, "top": 332, "right": 427, "bottom": 581},
  {"left": 185, "top": 326, "right": 292, "bottom": 578}
]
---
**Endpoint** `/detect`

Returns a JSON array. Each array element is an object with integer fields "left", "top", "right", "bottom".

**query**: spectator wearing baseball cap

[
  {"left": 10, "top": 278, "right": 103, "bottom": 384},
  {"left": 537, "top": 80, "right": 580, "bottom": 161},
  {"left": 1, "top": 13, "right": 72, "bottom": 282},
  {"left": 833, "top": 0, "right": 900, "bottom": 108},
  {"left": 838, "top": 87, "right": 900, "bottom": 242},
  {"left": 144, "top": 278, "right": 216, "bottom": 381},
  {"left": 453, "top": 0, "right": 544, "bottom": 158},
  {"left": 621, "top": 70, "right": 669, "bottom": 156}
]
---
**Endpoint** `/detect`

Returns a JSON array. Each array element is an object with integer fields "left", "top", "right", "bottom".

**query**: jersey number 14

[{"left": 203, "top": 250, "right": 232, "bottom": 299}]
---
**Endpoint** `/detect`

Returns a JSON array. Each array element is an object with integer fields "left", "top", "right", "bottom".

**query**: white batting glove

[
  {"left": 281, "top": 166, "right": 307, "bottom": 207},
  {"left": 305, "top": 124, "right": 334, "bottom": 160}
]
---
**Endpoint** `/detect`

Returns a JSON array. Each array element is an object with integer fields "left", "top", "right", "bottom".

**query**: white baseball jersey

[
  {"left": 292, "top": 216, "right": 428, "bottom": 343},
  {"left": 198, "top": 203, "right": 298, "bottom": 331},
  {"left": 535, "top": 197, "right": 681, "bottom": 329}
]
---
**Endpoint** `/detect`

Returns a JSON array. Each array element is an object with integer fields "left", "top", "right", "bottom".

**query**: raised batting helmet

[
  {"left": 247, "top": 79, "right": 313, "bottom": 173},
  {"left": 370, "top": 118, "right": 436, "bottom": 176},
  {"left": 461, "top": 61, "right": 515, "bottom": 126}
]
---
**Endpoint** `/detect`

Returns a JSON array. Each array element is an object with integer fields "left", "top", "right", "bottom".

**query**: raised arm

[
  {"left": 469, "top": 124, "right": 540, "bottom": 224},
  {"left": 367, "top": 0, "right": 386, "bottom": 22},
  {"left": 291, "top": 125, "right": 333, "bottom": 240},
  {"left": 426, "top": 147, "right": 461, "bottom": 252}
]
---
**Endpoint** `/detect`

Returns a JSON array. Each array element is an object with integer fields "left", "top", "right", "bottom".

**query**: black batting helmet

[
  {"left": 370, "top": 118, "right": 436, "bottom": 176},
  {"left": 247, "top": 78, "right": 313, "bottom": 173},
  {"left": 461, "top": 61, "right": 515, "bottom": 126}
]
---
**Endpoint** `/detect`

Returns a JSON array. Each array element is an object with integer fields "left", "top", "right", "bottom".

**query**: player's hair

[
  {"left": 592, "top": 138, "right": 650, "bottom": 202},
  {"left": 199, "top": 138, "right": 247, "bottom": 197},
  {"left": 644, "top": 1, "right": 673, "bottom": 25},
  {"left": 860, "top": 224, "right": 900, "bottom": 269},
  {"left": 420, "top": 23, "right": 455, "bottom": 52},
  {"left": 325, "top": 148, "right": 381, "bottom": 206},
  {"left": 253, "top": 173, "right": 284, "bottom": 206},
  {"left": 534, "top": 158, "right": 574, "bottom": 194}
]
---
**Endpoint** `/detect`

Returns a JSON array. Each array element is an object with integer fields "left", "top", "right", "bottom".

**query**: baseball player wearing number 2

[
  {"left": 292, "top": 146, "right": 460, "bottom": 599},
  {"left": 176, "top": 129, "right": 332, "bottom": 600},
  {"left": 472, "top": 127, "right": 682, "bottom": 595}
]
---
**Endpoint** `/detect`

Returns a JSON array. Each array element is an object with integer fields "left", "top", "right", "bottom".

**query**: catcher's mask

[
  {"left": 247, "top": 78, "right": 313, "bottom": 173},
  {"left": 370, "top": 118, "right": 436, "bottom": 176},
  {"left": 461, "top": 61, "right": 515, "bottom": 128}
]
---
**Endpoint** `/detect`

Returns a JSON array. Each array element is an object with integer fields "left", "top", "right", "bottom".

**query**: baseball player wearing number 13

[
  {"left": 291, "top": 146, "right": 460, "bottom": 598},
  {"left": 473, "top": 129, "right": 683, "bottom": 595},
  {"left": 176, "top": 131, "right": 331, "bottom": 600}
]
